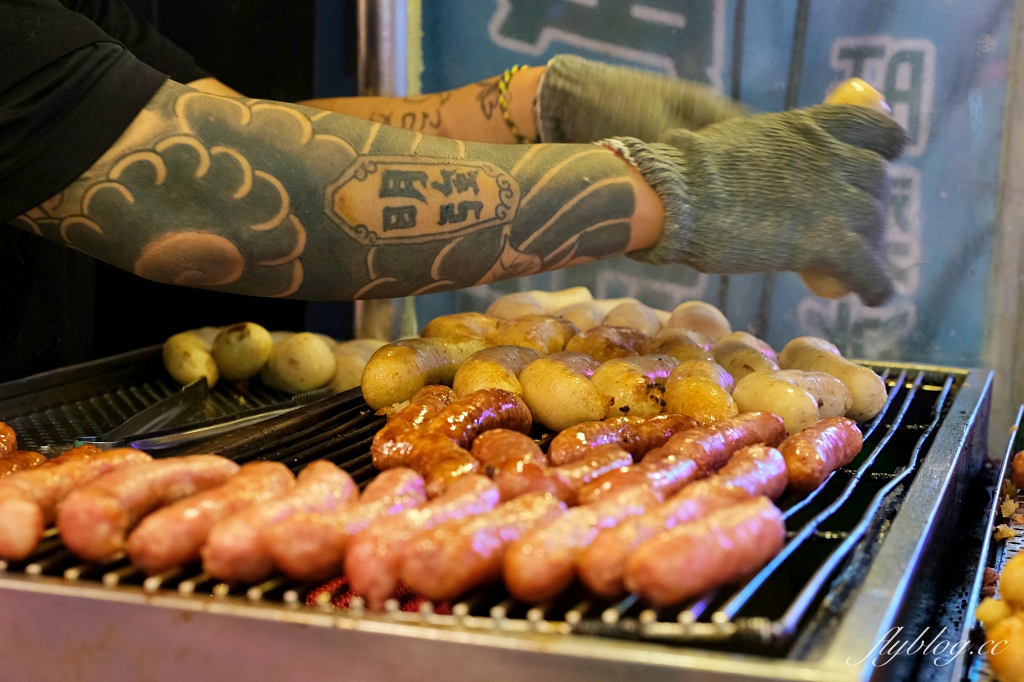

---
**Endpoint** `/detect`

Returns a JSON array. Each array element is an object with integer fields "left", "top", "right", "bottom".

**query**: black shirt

[{"left": 0, "top": 0, "right": 313, "bottom": 381}]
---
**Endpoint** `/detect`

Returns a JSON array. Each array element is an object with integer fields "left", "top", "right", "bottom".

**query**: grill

[{"left": 0, "top": 353, "right": 993, "bottom": 682}]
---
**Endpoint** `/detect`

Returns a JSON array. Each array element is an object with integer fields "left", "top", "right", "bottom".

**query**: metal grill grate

[{"left": 0, "top": 365, "right": 967, "bottom": 658}]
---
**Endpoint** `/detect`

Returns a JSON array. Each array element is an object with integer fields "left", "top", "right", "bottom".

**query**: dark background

[{"left": 0, "top": 0, "right": 360, "bottom": 382}]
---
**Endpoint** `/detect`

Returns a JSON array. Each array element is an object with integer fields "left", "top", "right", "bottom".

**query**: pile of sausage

[
  {"left": 0, "top": 399, "right": 862, "bottom": 610},
  {"left": 360, "top": 290, "right": 888, "bottom": 436}
]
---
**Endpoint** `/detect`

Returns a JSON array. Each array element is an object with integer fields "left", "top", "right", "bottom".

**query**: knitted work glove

[
  {"left": 608, "top": 104, "right": 907, "bottom": 306},
  {"left": 537, "top": 54, "right": 745, "bottom": 143}
]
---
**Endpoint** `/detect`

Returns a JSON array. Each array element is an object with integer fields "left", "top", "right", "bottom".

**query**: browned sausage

[
  {"left": 492, "top": 315, "right": 579, "bottom": 354},
  {"left": 426, "top": 388, "right": 532, "bottom": 449},
  {"left": 578, "top": 444, "right": 787, "bottom": 597},
  {"left": 59, "top": 455, "right": 240, "bottom": 561},
  {"left": 401, "top": 431, "right": 480, "bottom": 499},
  {"left": 266, "top": 467, "right": 426, "bottom": 582},
  {"left": 401, "top": 492, "right": 566, "bottom": 601},
  {"left": 346, "top": 475, "right": 500, "bottom": 610},
  {"left": 477, "top": 431, "right": 631, "bottom": 504},
  {"left": 779, "top": 417, "right": 863, "bottom": 493},
  {"left": 0, "top": 447, "right": 152, "bottom": 560},
  {"left": 421, "top": 312, "right": 502, "bottom": 341},
  {"left": 0, "top": 451, "right": 47, "bottom": 478},
  {"left": 371, "top": 385, "right": 455, "bottom": 470},
  {"left": 625, "top": 496, "right": 785, "bottom": 606},
  {"left": 126, "top": 461, "right": 295, "bottom": 575},
  {"left": 577, "top": 412, "right": 784, "bottom": 505},
  {"left": 547, "top": 414, "right": 701, "bottom": 466},
  {"left": 564, "top": 326, "right": 650, "bottom": 363},
  {"left": 1014, "top": 450, "right": 1024, "bottom": 491},
  {"left": 0, "top": 422, "right": 16, "bottom": 457},
  {"left": 201, "top": 460, "right": 359, "bottom": 583},
  {"left": 504, "top": 485, "right": 661, "bottom": 602}
]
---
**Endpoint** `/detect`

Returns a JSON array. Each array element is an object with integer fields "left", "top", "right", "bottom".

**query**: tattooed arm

[
  {"left": 10, "top": 80, "right": 662, "bottom": 300},
  {"left": 301, "top": 68, "right": 544, "bottom": 144}
]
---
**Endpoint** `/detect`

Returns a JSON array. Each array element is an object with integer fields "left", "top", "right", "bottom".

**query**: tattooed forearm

[
  {"left": 369, "top": 109, "right": 442, "bottom": 132},
  {"left": 10, "top": 80, "right": 660, "bottom": 300},
  {"left": 476, "top": 77, "right": 502, "bottom": 120}
]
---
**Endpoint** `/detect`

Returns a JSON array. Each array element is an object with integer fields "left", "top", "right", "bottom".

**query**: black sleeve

[
  {"left": 0, "top": 0, "right": 168, "bottom": 223},
  {"left": 60, "top": 0, "right": 210, "bottom": 83}
]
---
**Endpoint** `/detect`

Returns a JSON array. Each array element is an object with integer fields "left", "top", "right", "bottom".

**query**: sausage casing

[
  {"left": 346, "top": 475, "right": 500, "bottom": 610},
  {"left": 361, "top": 336, "right": 489, "bottom": 410},
  {"left": 427, "top": 388, "right": 532, "bottom": 449},
  {"left": 564, "top": 326, "right": 650, "bottom": 364},
  {"left": 126, "top": 461, "right": 294, "bottom": 575},
  {"left": 201, "top": 460, "right": 358, "bottom": 583},
  {"left": 59, "top": 455, "right": 240, "bottom": 561},
  {"left": 625, "top": 496, "right": 785, "bottom": 606},
  {"left": 401, "top": 493, "right": 566, "bottom": 601},
  {"left": 0, "top": 451, "right": 47, "bottom": 478},
  {"left": 493, "top": 315, "right": 579, "bottom": 354},
  {"left": 0, "top": 448, "right": 152, "bottom": 561},
  {"left": 421, "top": 312, "right": 502, "bottom": 341},
  {"left": 779, "top": 416, "right": 863, "bottom": 493},
  {"left": 266, "top": 468, "right": 426, "bottom": 582},
  {"left": 0, "top": 422, "right": 16, "bottom": 457},
  {"left": 519, "top": 352, "right": 609, "bottom": 431},
  {"left": 591, "top": 355, "right": 679, "bottom": 419},
  {"left": 504, "top": 485, "right": 660, "bottom": 602},
  {"left": 371, "top": 385, "right": 455, "bottom": 470},
  {"left": 580, "top": 411, "right": 786, "bottom": 513},
  {"left": 578, "top": 444, "right": 787, "bottom": 597},
  {"left": 452, "top": 346, "right": 540, "bottom": 398},
  {"left": 548, "top": 414, "right": 700, "bottom": 466},
  {"left": 711, "top": 340, "right": 779, "bottom": 382}
]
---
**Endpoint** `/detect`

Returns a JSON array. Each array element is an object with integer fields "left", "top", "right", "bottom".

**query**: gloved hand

[
  {"left": 536, "top": 54, "right": 744, "bottom": 143},
  {"left": 607, "top": 104, "right": 907, "bottom": 306}
]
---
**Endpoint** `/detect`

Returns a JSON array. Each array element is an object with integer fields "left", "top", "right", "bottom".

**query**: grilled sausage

[
  {"left": 578, "top": 444, "right": 787, "bottom": 597},
  {"left": 602, "top": 301, "right": 662, "bottom": 336},
  {"left": 564, "top": 326, "right": 650, "bottom": 364},
  {"left": 126, "top": 461, "right": 294, "bottom": 575},
  {"left": 553, "top": 299, "right": 637, "bottom": 332},
  {"left": 266, "top": 468, "right": 426, "bottom": 582},
  {"left": 504, "top": 485, "right": 660, "bottom": 602},
  {"left": 1013, "top": 450, "right": 1024, "bottom": 491},
  {"left": 371, "top": 385, "right": 456, "bottom": 470},
  {"left": 778, "top": 337, "right": 887, "bottom": 421},
  {"left": 493, "top": 315, "right": 579, "bottom": 354},
  {"left": 427, "top": 388, "right": 532, "bottom": 449},
  {"left": 663, "top": 360, "right": 739, "bottom": 424},
  {"left": 201, "top": 461, "right": 359, "bottom": 583},
  {"left": 519, "top": 352, "right": 609, "bottom": 431},
  {"left": 591, "top": 355, "right": 680, "bottom": 419},
  {"left": 0, "top": 451, "right": 47, "bottom": 478},
  {"left": 666, "top": 301, "right": 731, "bottom": 342},
  {"left": 643, "top": 328, "right": 716, "bottom": 363},
  {"left": 472, "top": 428, "right": 547, "bottom": 467},
  {"left": 402, "top": 431, "right": 480, "bottom": 498},
  {"left": 489, "top": 443, "right": 634, "bottom": 505},
  {"left": 711, "top": 339, "right": 779, "bottom": 382},
  {"left": 486, "top": 287, "right": 593, "bottom": 319},
  {"left": 345, "top": 475, "right": 500, "bottom": 610},
  {"left": 59, "top": 455, "right": 240, "bottom": 561},
  {"left": 733, "top": 372, "right": 820, "bottom": 437},
  {"left": 361, "top": 336, "right": 489, "bottom": 410},
  {"left": 779, "top": 417, "right": 863, "bottom": 493},
  {"left": 547, "top": 414, "right": 700, "bottom": 466},
  {"left": 625, "top": 496, "right": 785, "bottom": 606},
  {"left": 452, "top": 346, "right": 541, "bottom": 398},
  {"left": 400, "top": 492, "right": 566, "bottom": 601},
  {"left": 577, "top": 412, "right": 785, "bottom": 505},
  {"left": 421, "top": 312, "right": 502, "bottom": 341},
  {"left": 772, "top": 370, "right": 853, "bottom": 419},
  {"left": 0, "top": 422, "right": 16, "bottom": 457},
  {"left": 0, "top": 448, "right": 152, "bottom": 561},
  {"left": 715, "top": 331, "right": 777, "bottom": 362}
]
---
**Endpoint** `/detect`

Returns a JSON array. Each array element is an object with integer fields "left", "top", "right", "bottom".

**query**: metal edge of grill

[{"left": 0, "top": 359, "right": 993, "bottom": 682}]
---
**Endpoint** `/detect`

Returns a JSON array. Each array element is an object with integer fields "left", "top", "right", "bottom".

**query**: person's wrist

[{"left": 505, "top": 66, "right": 543, "bottom": 142}]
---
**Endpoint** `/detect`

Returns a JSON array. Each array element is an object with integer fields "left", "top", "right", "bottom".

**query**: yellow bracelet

[{"left": 498, "top": 65, "right": 536, "bottom": 144}]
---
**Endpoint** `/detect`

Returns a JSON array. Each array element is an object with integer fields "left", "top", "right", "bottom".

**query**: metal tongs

[{"left": 40, "top": 380, "right": 330, "bottom": 455}]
